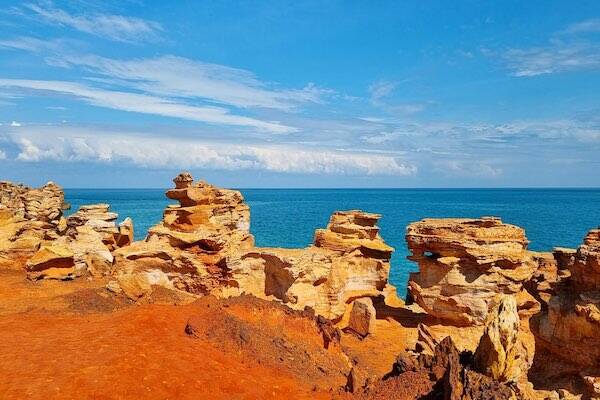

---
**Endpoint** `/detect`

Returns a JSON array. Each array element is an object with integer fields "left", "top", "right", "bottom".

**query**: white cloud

[
  {"left": 503, "top": 42, "right": 600, "bottom": 77},
  {"left": 361, "top": 131, "right": 401, "bottom": 144},
  {"left": 50, "top": 54, "right": 329, "bottom": 111},
  {"left": 368, "top": 80, "right": 398, "bottom": 104},
  {"left": 0, "top": 79, "right": 294, "bottom": 133},
  {"left": 2, "top": 127, "right": 416, "bottom": 176},
  {"left": 435, "top": 160, "right": 503, "bottom": 178},
  {"left": 497, "top": 19, "right": 600, "bottom": 77},
  {"left": 0, "top": 149, "right": 6, "bottom": 160},
  {"left": 49, "top": 55, "right": 331, "bottom": 110},
  {"left": 23, "top": 3, "right": 162, "bottom": 43},
  {"left": 563, "top": 19, "right": 600, "bottom": 34},
  {"left": 0, "top": 36, "right": 68, "bottom": 52},
  {"left": 10, "top": 121, "right": 21, "bottom": 127},
  {"left": 367, "top": 80, "right": 425, "bottom": 115}
]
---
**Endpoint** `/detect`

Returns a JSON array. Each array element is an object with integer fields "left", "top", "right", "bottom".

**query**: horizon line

[{"left": 62, "top": 186, "right": 600, "bottom": 190}]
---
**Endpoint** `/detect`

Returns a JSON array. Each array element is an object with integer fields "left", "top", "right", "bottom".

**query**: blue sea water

[{"left": 64, "top": 188, "right": 600, "bottom": 297}]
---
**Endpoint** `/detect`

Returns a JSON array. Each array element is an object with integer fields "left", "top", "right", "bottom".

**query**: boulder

[
  {"left": 347, "top": 297, "right": 377, "bottom": 338},
  {"left": 25, "top": 244, "right": 75, "bottom": 280},
  {"left": 382, "top": 336, "right": 517, "bottom": 400}
]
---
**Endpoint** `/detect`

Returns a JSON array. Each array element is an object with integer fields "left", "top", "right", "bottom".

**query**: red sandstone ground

[{"left": 0, "top": 269, "right": 350, "bottom": 400}]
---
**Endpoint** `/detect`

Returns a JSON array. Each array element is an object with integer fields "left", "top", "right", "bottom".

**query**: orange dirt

[
  {"left": 0, "top": 268, "right": 430, "bottom": 399},
  {"left": 0, "top": 269, "right": 346, "bottom": 400}
]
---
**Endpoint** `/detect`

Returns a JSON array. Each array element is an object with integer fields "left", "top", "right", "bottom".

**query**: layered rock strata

[
  {"left": 111, "top": 173, "right": 255, "bottom": 300},
  {"left": 535, "top": 228, "right": 600, "bottom": 398},
  {"left": 111, "top": 173, "right": 394, "bottom": 322},
  {"left": 227, "top": 210, "right": 394, "bottom": 320},
  {"left": 406, "top": 217, "right": 540, "bottom": 326},
  {"left": 25, "top": 203, "right": 131, "bottom": 280},
  {"left": 0, "top": 181, "right": 67, "bottom": 260}
]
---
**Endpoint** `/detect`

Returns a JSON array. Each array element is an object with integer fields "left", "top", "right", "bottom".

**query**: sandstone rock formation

[
  {"left": 0, "top": 181, "right": 67, "bottom": 261},
  {"left": 535, "top": 227, "right": 600, "bottom": 397},
  {"left": 111, "top": 173, "right": 255, "bottom": 300},
  {"left": 22, "top": 203, "right": 132, "bottom": 280},
  {"left": 226, "top": 210, "right": 393, "bottom": 321},
  {"left": 474, "top": 296, "right": 525, "bottom": 383},
  {"left": 0, "top": 181, "right": 134, "bottom": 280},
  {"left": 112, "top": 173, "right": 395, "bottom": 323},
  {"left": 406, "top": 217, "right": 539, "bottom": 326}
]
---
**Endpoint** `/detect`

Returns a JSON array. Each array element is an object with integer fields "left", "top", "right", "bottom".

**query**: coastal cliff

[{"left": 0, "top": 173, "right": 598, "bottom": 399}]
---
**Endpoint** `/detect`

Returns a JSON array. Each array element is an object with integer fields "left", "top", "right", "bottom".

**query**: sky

[{"left": 0, "top": 1, "right": 599, "bottom": 188}]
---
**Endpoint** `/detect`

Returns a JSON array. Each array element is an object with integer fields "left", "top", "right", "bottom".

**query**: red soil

[{"left": 0, "top": 270, "right": 342, "bottom": 400}]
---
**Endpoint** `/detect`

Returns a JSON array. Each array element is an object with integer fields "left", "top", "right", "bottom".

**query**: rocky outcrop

[
  {"left": 111, "top": 173, "right": 255, "bottom": 301},
  {"left": 112, "top": 173, "right": 395, "bottom": 323},
  {"left": 22, "top": 203, "right": 133, "bottom": 280},
  {"left": 406, "top": 217, "right": 539, "bottom": 327},
  {"left": 0, "top": 181, "right": 67, "bottom": 260},
  {"left": 368, "top": 336, "right": 517, "bottom": 400},
  {"left": 535, "top": 228, "right": 600, "bottom": 397},
  {"left": 226, "top": 210, "right": 393, "bottom": 321},
  {"left": 148, "top": 173, "right": 254, "bottom": 252},
  {"left": 0, "top": 181, "right": 135, "bottom": 279}
]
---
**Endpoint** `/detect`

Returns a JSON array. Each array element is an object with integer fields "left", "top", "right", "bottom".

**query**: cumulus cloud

[
  {"left": 22, "top": 2, "right": 162, "bottom": 43},
  {"left": 2, "top": 127, "right": 416, "bottom": 176},
  {"left": 0, "top": 79, "right": 294, "bottom": 133},
  {"left": 50, "top": 54, "right": 330, "bottom": 110}
]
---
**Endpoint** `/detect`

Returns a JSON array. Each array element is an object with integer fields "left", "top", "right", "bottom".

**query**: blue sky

[{"left": 0, "top": 1, "right": 599, "bottom": 188}]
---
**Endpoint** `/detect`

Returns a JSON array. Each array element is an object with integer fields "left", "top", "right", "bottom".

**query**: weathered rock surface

[
  {"left": 363, "top": 336, "right": 517, "bottom": 400},
  {"left": 226, "top": 210, "right": 393, "bottom": 320},
  {"left": 534, "top": 227, "right": 600, "bottom": 397},
  {"left": 474, "top": 296, "right": 526, "bottom": 383},
  {"left": 112, "top": 173, "right": 395, "bottom": 322},
  {"left": 111, "top": 173, "right": 255, "bottom": 301},
  {"left": 25, "top": 243, "right": 76, "bottom": 280},
  {"left": 0, "top": 181, "right": 67, "bottom": 260},
  {"left": 346, "top": 297, "right": 377, "bottom": 338},
  {"left": 406, "top": 217, "right": 539, "bottom": 326}
]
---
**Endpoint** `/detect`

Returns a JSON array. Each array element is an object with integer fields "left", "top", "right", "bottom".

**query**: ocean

[{"left": 64, "top": 188, "right": 600, "bottom": 297}]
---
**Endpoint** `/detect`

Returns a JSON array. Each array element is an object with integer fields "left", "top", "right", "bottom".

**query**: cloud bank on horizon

[{"left": 0, "top": 1, "right": 599, "bottom": 187}]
